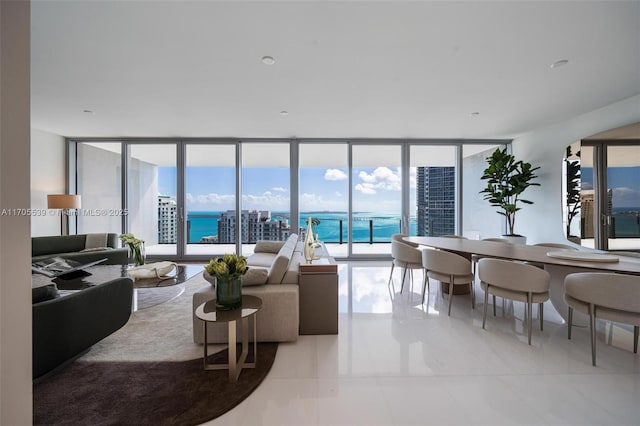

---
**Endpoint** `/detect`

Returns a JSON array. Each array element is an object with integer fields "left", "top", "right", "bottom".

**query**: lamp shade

[{"left": 47, "top": 194, "right": 81, "bottom": 209}]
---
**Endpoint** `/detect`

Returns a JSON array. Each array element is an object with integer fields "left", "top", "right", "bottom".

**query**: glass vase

[
  {"left": 129, "top": 243, "right": 146, "bottom": 266},
  {"left": 216, "top": 277, "right": 242, "bottom": 310}
]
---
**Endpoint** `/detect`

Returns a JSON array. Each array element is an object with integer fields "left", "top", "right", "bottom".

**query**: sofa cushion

[
  {"left": 281, "top": 251, "right": 302, "bottom": 284},
  {"left": 247, "top": 252, "right": 277, "bottom": 268},
  {"left": 85, "top": 233, "right": 108, "bottom": 249},
  {"left": 241, "top": 267, "right": 269, "bottom": 286},
  {"left": 254, "top": 240, "right": 285, "bottom": 254},
  {"left": 267, "top": 234, "right": 298, "bottom": 284}
]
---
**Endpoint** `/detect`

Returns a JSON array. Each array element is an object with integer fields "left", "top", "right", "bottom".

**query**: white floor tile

[{"left": 202, "top": 261, "right": 640, "bottom": 426}]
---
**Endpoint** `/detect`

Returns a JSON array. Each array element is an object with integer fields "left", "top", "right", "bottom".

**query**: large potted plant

[{"left": 480, "top": 148, "right": 540, "bottom": 243}]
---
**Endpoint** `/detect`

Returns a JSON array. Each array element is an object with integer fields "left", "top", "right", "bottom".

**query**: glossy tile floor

[{"left": 205, "top": 261, "right": 640, "bottom": 426}]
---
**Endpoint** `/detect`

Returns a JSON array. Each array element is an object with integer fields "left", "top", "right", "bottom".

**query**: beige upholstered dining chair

[
  {"left": 471, "top": 238, "right": 513, "bottom": 275},
  {"left": 478, "top": 258, "right": 550, "bottom": 345},
  {"left": 441, "top": 235, "right": 468, "bottom": 239},
  {"left": 421, "top": 248, "right": 474, "bottom": 315},
  {"left": 564, "top": 272, "right": 640, "bottom": 366},
  {"left": 389, "top": 234, "right": 423, "bottom": 293}
]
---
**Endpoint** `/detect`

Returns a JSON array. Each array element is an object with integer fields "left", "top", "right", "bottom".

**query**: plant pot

[
  {"left": 502, "top": 235, "right": 527, "bottom": 245},
  {"left": 203, "top": 271, "right": 242, "bottom": 310}
]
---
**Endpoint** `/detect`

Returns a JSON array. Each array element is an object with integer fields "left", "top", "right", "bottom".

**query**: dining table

[{"left": 404, "top": 236, "right": 640, "bottom": 325}]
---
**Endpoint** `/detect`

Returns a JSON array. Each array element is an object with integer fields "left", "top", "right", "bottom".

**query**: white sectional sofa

[{"left": 192, "top": 233, "right": 303, "bottom": 343}]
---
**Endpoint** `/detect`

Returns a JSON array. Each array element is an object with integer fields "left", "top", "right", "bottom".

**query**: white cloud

[
  {"left": 612, "top": 187, "right": 640, "bottom": 207},
  {"left": 355, "top": 166, "right": 401, "bottom": 194},
  {"left": 299, "top": 192, "right": 347, "bottom": 212},
  {"left": 272, "top": 187, "right": 288, "bottom": 193},
  {"left": 355, "top": 183, "right": 377, "bottom": 195},
  {"left": 241, "top": 192, "right": 290, "bottom": 210},
  {"left": 325, "top": 168, "right": 348, "bottom": 181}
]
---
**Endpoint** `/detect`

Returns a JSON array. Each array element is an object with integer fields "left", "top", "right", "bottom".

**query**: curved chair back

[
  {"left": 391, "top": 239, "right": 422, "bottom": 265},
  {"left": 478, "top": 258, "right": 550, "bottom": 345},
  {"left": 565, "top": 273, "right": 640, "bottom": 314},
  {"left": 422, "top": 248, "right": 471, "bottom": 276},
  {"left": 478, "top": 258, "right": 550, "bottom": 293},
  {"left": 441, "top": 235, "right": 468, "bottom": 239},
  {"left": 422, "top": 248, "right": 474, "bottom": 313},
  {"left": 564, "top": 272, "right": 640, "bottom": 365}
]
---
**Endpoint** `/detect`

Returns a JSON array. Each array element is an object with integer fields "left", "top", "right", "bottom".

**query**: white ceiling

[{"left": 30, "top": 1, "right": 640, "bottom": 140}]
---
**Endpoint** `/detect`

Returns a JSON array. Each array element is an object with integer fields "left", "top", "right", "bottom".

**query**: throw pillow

[
  {"left": 85, "top": 233, "right": 108, "bottom": 249},
  {"left": 241, "top": 267, "right": 269, "bottom": 286},
  {"left": 254, "top": 240, "right": 285, "bottom": 254}
]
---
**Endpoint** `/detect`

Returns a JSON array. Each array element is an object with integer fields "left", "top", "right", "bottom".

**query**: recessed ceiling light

[
  {"left": 550, "top": 59, "right": 569, "bottom": 69},
  {"left": 83, "top": 109, "right": 94, "bottom": 115},
  {"left": 280, "top": 110, "right": 289, "bottom": 116},
  {"left": 261, "top": 56, "right": 275, "bottom": 65},
  {"left": 470, "top": 112, "right": 480, "bottom": 117}
]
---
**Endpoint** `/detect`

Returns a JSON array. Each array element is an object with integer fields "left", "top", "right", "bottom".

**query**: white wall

[
  {"left": 0, "top": 0, "right": 32, "bottom": 423},
  {"left": 31, "top": 128, "right": 65, "bottom": 236},
  {"left": 513, "top": 94, "right": 640, "bottom": 245}
]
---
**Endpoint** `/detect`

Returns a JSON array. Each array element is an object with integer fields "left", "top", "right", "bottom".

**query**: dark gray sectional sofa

[
  {"left": 32, "top": 233, "right": 128, "bottom": 265},
  {"left": 32, "top": 277, "right": 134, "bottom": 379}
]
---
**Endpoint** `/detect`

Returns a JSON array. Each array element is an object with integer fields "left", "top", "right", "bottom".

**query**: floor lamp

[{"left": 47, "top": 194, "right": 81, "bottom": 235}]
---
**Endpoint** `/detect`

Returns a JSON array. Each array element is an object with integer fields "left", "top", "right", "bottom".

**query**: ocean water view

[
  {"left": 187, "top": 208, "right": 640, "bottom": 243},
  {"left": 187, "top": 211, "right": 418, "bottom": 243}
]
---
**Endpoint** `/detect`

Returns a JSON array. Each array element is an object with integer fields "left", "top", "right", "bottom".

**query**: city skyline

[{"left": 159, "top": 166, "right": 418, "bottom": 214}]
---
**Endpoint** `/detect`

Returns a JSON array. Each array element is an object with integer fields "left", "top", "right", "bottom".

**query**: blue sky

[
  {"left": 158, "top": 165, "right": 408, "bottom": 213},
  {"left": 581, "top": 166, "right": 640, "bottom": 208}
]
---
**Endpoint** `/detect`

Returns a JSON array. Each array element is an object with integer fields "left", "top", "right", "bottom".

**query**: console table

[{"left": 299, "top": 258, "right": 339, "bottom": 335}]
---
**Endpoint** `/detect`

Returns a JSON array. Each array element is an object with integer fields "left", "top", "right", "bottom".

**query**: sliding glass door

[
  {"left": 127, "top": 143, "right": 178, "bottom": 257},
  {"left": 605, "top": 145, "right": 640, "bottom": 250},
  {"left": 185, "top": 143, "right": 236, "bottom": 256},
  {"left": 299, "top": 143, "right": 349, "bottom": 257},
  {"left": 72, "top": 138, "right": 512, "bottom": 259},
  {"left": 409, "top": 145, "right": 457, "bottom": 237},
  {"left": 76, "top": 142, "right": 123, "bottom": 234},
  {"left": 241, "top": 143, "right": 291, "bottom": 255},
  {"left": 351, "top": 144, "right": 402, "bottom": 256}
]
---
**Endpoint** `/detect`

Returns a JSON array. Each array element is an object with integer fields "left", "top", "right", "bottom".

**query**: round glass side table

[{"left": 194, "top": 295, "right": 262, "bottom": 382}]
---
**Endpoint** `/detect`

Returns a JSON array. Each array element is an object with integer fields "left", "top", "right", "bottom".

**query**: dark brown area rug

[{"left": 34, "top": 343, "right": 278, "bottom": 426}]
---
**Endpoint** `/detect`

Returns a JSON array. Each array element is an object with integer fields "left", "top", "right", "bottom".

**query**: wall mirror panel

[{"left": 562, "top": 122, "right": 640, "bottom": 252}]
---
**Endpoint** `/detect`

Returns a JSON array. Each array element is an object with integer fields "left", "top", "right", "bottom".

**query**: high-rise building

[
  {"left": 416, "top": 167, "right": 455, "bottom": 236},
  {"left": 157, "top": 195, "right": 177, "bottom": 243},
  {"left": 218, "top": 210, "right": 291, "bottom": 243}
]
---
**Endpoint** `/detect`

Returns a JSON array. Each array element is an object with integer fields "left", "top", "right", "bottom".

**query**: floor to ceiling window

[
  {"left": 351, "top": 144, "right": 402, "bottom": 256},
  {"left": 578, "top": 142, "right": 640, "bottom": 251},
  {"left": 127, "top": 143, "right": 177, "bottom": 257},
  {"left": 409, "top": 145, "right": 458, "bottom": 237},
  {"left": 240, "top": 143, "right": 291, "bottom": 255},
  {"left": 185, "top": 143, "right": 237, "bottom": 256},
  {"left": 75, "top": 142, "right": 123, "bottom": 235},
  {"left": 71, "top": 138, "right": 511, "bottom": 259},
  {"left": 299, "top": 143, "right": 349, "bottom": 257}
]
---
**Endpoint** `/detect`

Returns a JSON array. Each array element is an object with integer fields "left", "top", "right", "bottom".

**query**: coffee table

[
  {"left": 195, "top": 295, "right": 262, "bottom": 383},
  {"left": 32, "top": 264, "right": 202, "bottom": 310}
]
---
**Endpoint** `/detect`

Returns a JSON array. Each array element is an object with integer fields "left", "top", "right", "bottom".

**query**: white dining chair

[
  {"left": 478, "top": 258, "right": 550, "bottom": 345},
  {"left": 389, "top": 234, "right": 423, "bottom": 293},
  {"left": 564, "top": 272, "right": 640, "bottom": 366},
  {"left": 422, "top": 248, "right": 474, "bottom": 315}
]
